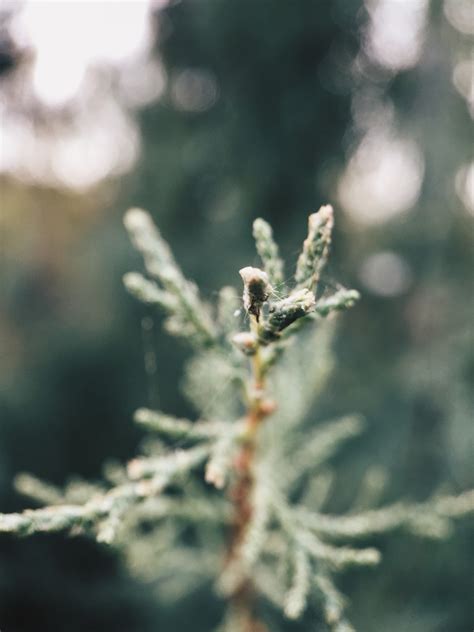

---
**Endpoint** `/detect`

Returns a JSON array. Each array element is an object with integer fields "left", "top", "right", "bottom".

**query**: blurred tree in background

[{"left": 0, "top": 1, "right": 472, "bottom": 631}]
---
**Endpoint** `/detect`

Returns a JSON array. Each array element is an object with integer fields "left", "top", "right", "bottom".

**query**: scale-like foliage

[{"left": 1, "top": 206, "right": 473, "bottom": 631}]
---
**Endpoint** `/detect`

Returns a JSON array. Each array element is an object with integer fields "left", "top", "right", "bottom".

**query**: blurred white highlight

[
  {"left": 365, "top": 0, "right": 429, "bottom": 71},
  {"left": 0, "top": 100, "right": 139, "bottom": 190},
  {"left": 338, "top": 129, "right": 425, "bottom": 224},
  {"left": 359, "top": 251, "right": 412, "bottom": 297},
  {"left": 170, "top": 69, "right": 219, "bottom": 112},
  {"left": 455, "top": 162, "right": 474, "bottom": 216},
  {"left": 452, "top": 56, "right": 474, "bottom": 117},
  {"left": 0, "top": 0, "right": 162, "bottom": 191},
  {"left": 444, "top": 0, "right": 474, "bottom": 35},
  {"left": 11, "top": 0, "right": 153, "bottom": 107}
]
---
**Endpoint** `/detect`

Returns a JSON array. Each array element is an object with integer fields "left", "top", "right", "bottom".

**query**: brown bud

[
  {"left": 239, "top": 266, "right": 271, "bottom": 320},
  {"left": 232, "top": 331, "right": 258, "bottom": 355}
]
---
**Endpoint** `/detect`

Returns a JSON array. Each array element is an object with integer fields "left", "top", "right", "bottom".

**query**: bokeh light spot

[
  {"left": 338, "top": 130, "right": 425, "bottom": 225},
  {"left": 359, "top": 251, "right": 413, "bottom": 297}
]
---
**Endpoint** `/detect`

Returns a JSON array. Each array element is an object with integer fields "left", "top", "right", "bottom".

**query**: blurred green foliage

[{"left": 0, "top": 1, "right": 472, "bottom": 631}]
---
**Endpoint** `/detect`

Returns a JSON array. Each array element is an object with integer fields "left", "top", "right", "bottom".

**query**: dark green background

[{"left": 0, "top": 1, "right": 472, "bottom": 630}]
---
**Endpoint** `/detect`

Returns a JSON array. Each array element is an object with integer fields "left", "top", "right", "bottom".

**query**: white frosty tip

[
  {"left": 123, "top": 207, "right": 153, "bottom": 232},
  {"left": 122, "top": 272, "right": 143, "bottom": 289},
  {"left": 239, "top": 266, "right": 269, "bottom": 285},
  {"left": 308, "top": 204, "right": 334, "bottom": 229},
  {"left": 205, "top": 463, "right": 225, "bottom": 489}
]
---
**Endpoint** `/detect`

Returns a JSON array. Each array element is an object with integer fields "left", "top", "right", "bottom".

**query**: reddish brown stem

[{"left": 225, "top": 322, "right": 274, "bottom": 632}]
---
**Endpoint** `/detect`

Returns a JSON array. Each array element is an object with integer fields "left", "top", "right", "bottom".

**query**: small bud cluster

[
  {"left": 232, "top": 332, "right": 258, "bottom": 355},
  {"left": 235, "top": 206, "right": 357, "bottom": 350},
  {"left": 262, "top": 289, "right": 316, "bottom": 341}
]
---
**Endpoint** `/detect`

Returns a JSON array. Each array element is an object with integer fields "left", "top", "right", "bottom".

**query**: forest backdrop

[{"left": 0, "top": 1, "right": 472, "bottom": 631}]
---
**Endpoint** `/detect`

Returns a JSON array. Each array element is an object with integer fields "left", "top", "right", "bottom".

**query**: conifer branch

[
  {"left": 252, "top": 218, "right": 285, "bottom": 288},
  {"left": 134, "top": 408, "right": 226, "bottom": 442},
  {"left": 0, "top": 446, "right": 209, "bottom": 539},
  {"left": 293, "top": 489, "right": 474, "bottom": 541},
  {"left": 315, "top": 573, "right": 354, "bottom": 632},
  {"left": 1, "top": 207, "right": 472, "bottom": 632},
  {"left": 295, "top": 204, "right": 334, "bottom": 292},
  {"left": 124, "top": 208, "right": 217, "bottom": 346},
  {"left": 283, "top": 546, "right": 311, "bottom": 619},
  {"left": 315, "top": 288, "right": 361, "bottom": 317}
]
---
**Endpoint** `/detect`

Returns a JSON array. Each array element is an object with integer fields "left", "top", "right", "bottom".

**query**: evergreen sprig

[{"left": 1, "top": 206, "right": 473, "bottom": 632}]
